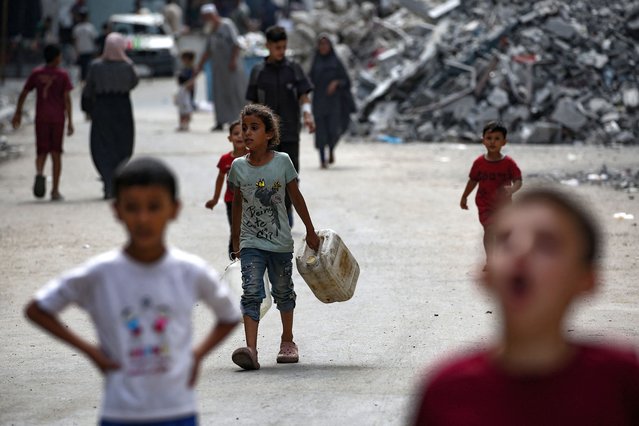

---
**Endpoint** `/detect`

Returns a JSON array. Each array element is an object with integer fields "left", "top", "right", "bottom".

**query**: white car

[{"left": 109, "top": 13, "right": 176, "bottom": 76}]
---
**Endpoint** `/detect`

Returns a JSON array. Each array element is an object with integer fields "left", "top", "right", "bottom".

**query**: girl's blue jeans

[{"left": 240, "top": 248, "right": 296, "bottom": 321}]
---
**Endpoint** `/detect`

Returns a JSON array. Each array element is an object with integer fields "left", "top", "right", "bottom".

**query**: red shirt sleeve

[
  {"left": 508, "top": 157, "right": 522, "bottom": 180},
  {"left": 62, "top": 71, "right": 73, "bottom": 92},
  {"left": 217, "top": 152, "right": 235, "bottom": 174},
  {"left": 469, "top": 156, "right": 483, "bottom": 181},
  {"left": 23, "top": 71, "right": 36, "bottom": 92}
]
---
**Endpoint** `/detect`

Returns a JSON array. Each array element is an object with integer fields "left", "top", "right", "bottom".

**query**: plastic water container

[
  {"left": 222, "top": 260, "right": 272, "bottom": 321},
  {"left": 295, "top": 229, "right": 360, "bottom": 303}
]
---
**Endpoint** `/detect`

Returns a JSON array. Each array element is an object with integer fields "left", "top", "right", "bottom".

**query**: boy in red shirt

[
  {"left": 413, "top": 188, "right": 639, "bottom": 425},
  {"left": 205, "top": 120, "right": 247, "bottom": 258},
  {"left": 12, "top": 44, "right": 74, "bottom": 201},
  {"left": 460, "top": 121, "right": 521, "bottom": 256}
]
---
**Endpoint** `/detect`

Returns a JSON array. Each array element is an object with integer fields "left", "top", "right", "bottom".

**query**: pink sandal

[
  {"left": 277, "top": 341, "right": 299, "bottom": 363},
  {"left": 232, "top": 347, "right": 260, "bottom": 370}
]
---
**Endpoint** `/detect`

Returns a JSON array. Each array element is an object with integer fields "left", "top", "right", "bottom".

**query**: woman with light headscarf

[
  {"left": 82, "top": 32, "right": 138, "bottom": 199},
  {"left": 309, "top": 34, "right": 355, "bottom": 169}
]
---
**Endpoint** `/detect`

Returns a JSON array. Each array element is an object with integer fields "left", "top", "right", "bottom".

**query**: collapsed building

[{"left": 287, "top": 0, "right": 639, "bottom": 144}]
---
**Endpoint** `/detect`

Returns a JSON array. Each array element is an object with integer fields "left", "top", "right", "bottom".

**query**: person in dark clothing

[
  {"left": 246, "top": 26, "right": 315, "bottom": 224},
  {"left": 309, "top": 34, "right": 355, "bottom": 169},
  {"left": 95, "top": 23, "right": 111, "bottom": 56},
  {"left": 81, "top": 33, "right": 138, "bottom": 199}
]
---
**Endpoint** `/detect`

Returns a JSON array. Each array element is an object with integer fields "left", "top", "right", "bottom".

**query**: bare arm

[
  {"left": 460, "top": 179, "right": 478, "bottom": 210},
  {"left": 64, "top": 90, "right": 74, "bottom": 136},
  {"left": 205, "top": 170, "right": 226, "bottom": 209},
  {"left": 184, "top": 50, "right": 210, "bottom": 89},
  {"left": 505, "top": 179, "right": 523, "bottom": 196},
  {"left": 188, "top": 321, "right": 238, "bottom": 387},
  {"left": 299, "top": 93, "right": 315, "bottom": 133},
  {"left": 231, "top": 187, "right": 242, "bottom": 256},
  {"left": 287, "top": 179, "right": 320, "bottom": 250},
  {"left": 195, "top": 50, "right": 210, "bottom": 75},
  {"left": 11, "top": 89, "right": 30, "bottom": 129},
  {"left": 24, "top": 300, "right": 119, "bottom": 373}
]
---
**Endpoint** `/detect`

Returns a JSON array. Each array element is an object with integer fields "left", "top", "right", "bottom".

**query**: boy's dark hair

[
  {"left": 482, "top": 121, "right": 507, "bottom": 138},
  {"left": 229, "top": 120, "right": 241, "bottom": 134},
  {"left": 180, "top": 51, "right": 195, "bottom": 62},
  {"left": 114, "top": 157, "right": 178, "bottom": 201},
  {"left": 512, "top": 187, "right": 601, "bottom": 266},
  {"left": 43, "top": 44, "right": 61, "bottom": 64},
  {"left": 240, "top": 104, "right": 280, "bottom": 148},
  {"left": 265, "top": 26, "right": 287, "bottom": 42}
]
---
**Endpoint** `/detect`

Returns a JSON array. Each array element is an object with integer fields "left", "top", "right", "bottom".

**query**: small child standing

[
  {"left": 412, "top": 188, "right": 639, "bottom": 424},
  {"left": 228, "top": 104, "right": 320, "bottom": 370},
  {"left": 175, "top": 73, "right": 194, "bottom": 131},
  {"left": 205, "top": 120, "right": 248, "bottom": 258},
  {"left": 25, "top": 157, "right": 241, "bottom": 425},
  {"left": 460, "top": 121, "right": 522, "bottom": 255},
  {"left": 12, "top": 44, "right": 74, "bottom": 201},
  {"left": 179, "top": 51, "right": 196, "bottom": 110}
]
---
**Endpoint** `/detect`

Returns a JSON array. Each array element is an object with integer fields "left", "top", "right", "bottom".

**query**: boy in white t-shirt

[{"left": 25, "top": 157, "right": 241, "bottom": 425}]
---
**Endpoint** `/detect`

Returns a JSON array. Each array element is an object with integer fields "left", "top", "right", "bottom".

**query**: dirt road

[{"left": 1, "top": 78, "right": 638, "bottom": 425}]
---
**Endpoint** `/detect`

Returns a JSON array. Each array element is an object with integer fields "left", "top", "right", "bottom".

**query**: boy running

[
  {"left": 25, "top": 157, "right": 241, "bottom": 425},
  {"left": 414, "top": 188, "right": 639, "bottom": 424},
  {"left": 205, "top": 120, "right": 248, "bottom": 258},
  {"left": 12, "top": 44, "right": 74, "bottom": 201},
  {"left": 460, "top": 121, "right": 522, "bottom": 254}
]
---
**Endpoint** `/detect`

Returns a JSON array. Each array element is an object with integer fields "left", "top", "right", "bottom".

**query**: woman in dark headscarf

[
  {"left": 309, "top": 34, "right": 356, "bottom": 169},
  {"left": 82, "top": 32, "right": 138, "bottom": 198}
]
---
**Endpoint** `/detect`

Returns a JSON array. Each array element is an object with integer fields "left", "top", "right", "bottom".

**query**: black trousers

[{"left": 276, "top": 141, "right": 299, "bottom": 211}]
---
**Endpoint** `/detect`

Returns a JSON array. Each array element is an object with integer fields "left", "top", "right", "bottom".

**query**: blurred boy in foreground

[{"left": 414, "top": 188, "right": 639, "bottom": 425}]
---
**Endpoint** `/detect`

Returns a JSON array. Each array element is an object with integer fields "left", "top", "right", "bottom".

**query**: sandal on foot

[
  {"left": 232, "top": 347, "right": 260, "bottom": 370},
  {"left": 277, "top": 341, "right": 299, "bottom": 364},
  {"left": 33, "top": 175, "right": 46, "bottom": 198}
]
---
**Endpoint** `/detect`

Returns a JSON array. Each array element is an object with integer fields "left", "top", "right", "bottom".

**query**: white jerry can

[{"left": 296, "top": 229, "right": 360, "bottom": 303}]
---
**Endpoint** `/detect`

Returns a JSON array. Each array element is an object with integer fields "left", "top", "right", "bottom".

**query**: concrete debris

[
  {"left": 536, "top": 164, "right": 639, "bottom": 193},
  {"left": 292, "top": 0, "right": 639, "bottom": 144},
  {"left": 551, "top": 98, "right": 588, "bottom": 132}
]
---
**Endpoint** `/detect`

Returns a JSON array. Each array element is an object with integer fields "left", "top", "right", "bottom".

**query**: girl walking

[{"left": 228, "top": 104, "right": 320, "bottom": 370}]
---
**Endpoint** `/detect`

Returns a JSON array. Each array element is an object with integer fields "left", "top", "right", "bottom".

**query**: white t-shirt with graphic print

[{"left": 35, "top": 248, "right": 241, "bottom": 422}]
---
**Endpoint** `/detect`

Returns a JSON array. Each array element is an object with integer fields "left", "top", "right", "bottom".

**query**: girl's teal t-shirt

[{"left": 228, "top": 151, "right": 298, "bottom": 253}]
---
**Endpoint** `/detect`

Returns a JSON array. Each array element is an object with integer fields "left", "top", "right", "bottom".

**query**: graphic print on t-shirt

[
  {"left": 243, "top": 178, "right": 283, "bottom": 242},
  {"left": 121, "top": 296, "right": 173, "bottom": 376}
]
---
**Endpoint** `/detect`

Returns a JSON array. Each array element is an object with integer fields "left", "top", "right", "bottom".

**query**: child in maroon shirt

[
  {"left": 12, "top": 44, "right": 74, "bottom": 201},
  {"left": 413, "top": 188, "right": 639, "bottom": 425},
  {"left": 205, "top": 120, "right": 247, "bottom": 258},
  {"left": 460, "top": 121, "right": 521, "bottom": 255}
]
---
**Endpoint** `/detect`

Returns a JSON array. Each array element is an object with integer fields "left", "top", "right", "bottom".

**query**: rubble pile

[
  {"left": 290, "top": 0, "right": 639, "bottom": 144},
  {"left": 530, "top": 165, "right": 639, "bottom": 193}
]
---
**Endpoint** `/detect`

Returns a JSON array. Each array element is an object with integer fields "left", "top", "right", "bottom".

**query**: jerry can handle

[{"left": 304, "top": 232, "right": 323, "bottom": 265}]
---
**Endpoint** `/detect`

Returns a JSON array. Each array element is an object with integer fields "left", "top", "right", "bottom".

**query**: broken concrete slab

[
  {"left": 521, "top": 121, "right": 562, "bottom": 143},
  {"left": 551, "top": 98, "right": 588, "bottom": 132},
  {"left": 487, "top": 87, "right": 509, "bottom": 109},
  {"left": 544, "top": 17, "right": 578, "bottom": 40}
]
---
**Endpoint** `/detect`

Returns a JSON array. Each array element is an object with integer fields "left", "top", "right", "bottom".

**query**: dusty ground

[{"left": 1, "top": 77, "right": 638, "bottom": 425}]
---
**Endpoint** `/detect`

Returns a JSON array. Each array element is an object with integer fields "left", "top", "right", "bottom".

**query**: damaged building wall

[{"left": 290, "top": 0, "right": 639, "bottom": 144}]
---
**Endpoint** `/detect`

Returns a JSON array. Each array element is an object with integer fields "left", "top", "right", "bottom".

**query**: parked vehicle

[{"left": 109, "top": 13, "right": 176, "bottom": 76}]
